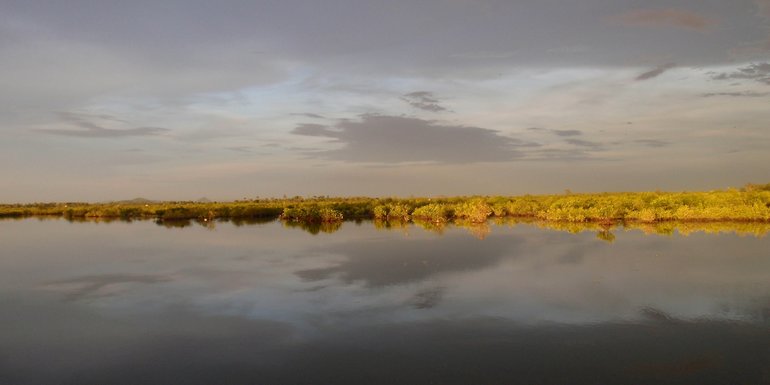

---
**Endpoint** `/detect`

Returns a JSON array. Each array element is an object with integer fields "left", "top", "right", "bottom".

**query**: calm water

[{"left": 1, "top": 218, "right": 770, "bottom": 384}]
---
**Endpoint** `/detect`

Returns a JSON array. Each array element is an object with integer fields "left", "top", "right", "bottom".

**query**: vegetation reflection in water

[
  {"left": 2, "top": 215, "right": 770, "bottom": 384},
  {"left": 187, "top": 216, "right": 770, "bottom": 240},
  {"left": 9, "top": 214, "right": 767, "bottom": 240}
]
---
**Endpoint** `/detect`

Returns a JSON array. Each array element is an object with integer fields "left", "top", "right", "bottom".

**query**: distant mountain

[{"left": 196, "top": 197, "right": 212, "bottom": 203}]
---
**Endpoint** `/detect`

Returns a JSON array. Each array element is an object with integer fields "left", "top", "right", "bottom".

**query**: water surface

[{"left": 1, "top": 218, "right": 769, "bottom": 384}]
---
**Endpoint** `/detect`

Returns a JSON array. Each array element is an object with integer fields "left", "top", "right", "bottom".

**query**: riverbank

[{"left": 2, "top": 184, "right": 769, "bottom": 223}]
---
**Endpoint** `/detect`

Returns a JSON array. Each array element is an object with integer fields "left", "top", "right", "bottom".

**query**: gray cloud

[
  {"left": 292, "top": 123, "right": 339, "bottom": 137},
  {"left": 519, "top": 148, "right": 598, "bottom": 162},
  {"left": 295, "top": 235, "right": 516, "bottom": 287},
  {"left": 552, "top": 129, "right": 582, "bottom": 137},
  {"left": 701, "top": 91, "right": 769, "bottom": 97},
  {"left": 711, "top": 63, "right": 770, "bottom": 85},
  {"left": 0, "top": 0, "right": 764, "bottom": 101},
  {"left": 612, "top": 9, "right": 718, "bottom": 32},
  {"left": 449, "top": 51, "right": 517, "bottom": 59},
  {"left": 290, "top": 113, "right": 327, "bottom": 119},
  {"left": 758, "top": 0, "right": 770, "bottom": 18},
  {"left": 36, "top": 127, "right": 169, "bottom": 138},
  {"left": 291, "top": 115, "right": 535, "bottom": 164},
  {"left": 46, "top": 274, "right": 172, "bottom": 301},
  {"left": 635, "top": 139, "right": 670, "bottom": 148},
  {"left": 226, "top": 146, "right": 253, "bottom": 153},
  {"left": 401, "top": 91, "right": 447, "bottom": 112},
  {"left": 636, "top": 63, "right": 676, "bottom": 81},
  {"left": 35, "top": 112, "right": 169, "bottom": 138},
  {"left": 525, "top": 128, "right": 582, "bottom": 137},
  {"left": 566, "top": 138, "right": 605, "bottom": 149}
]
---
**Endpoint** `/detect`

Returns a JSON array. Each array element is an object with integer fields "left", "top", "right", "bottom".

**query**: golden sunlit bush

[
  {"left": 412, "top": 203, "right": 453, "bottom": 222},
  {"left": 453, "top": 198, "right": 492, "bottom": 223},
  {"left": 2, "top": 184, "right": 769, "bottom": 226}
]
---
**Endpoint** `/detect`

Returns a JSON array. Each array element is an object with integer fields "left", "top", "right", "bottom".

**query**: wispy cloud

[
  {"left": 449, "top": 51, "right": 516, "bottom": 59},
  {"left": 552, "top": 129, "right": 582, "bottom": 137},
  {"left": 292, "top": 123, "right": 339, "bottom": 137},
  {"left": 634, "top": 139, "right": 669, "bottom": 148},
  {"left": 711, "top": 63, "right": 770, "bottom": 85},
  {"left": 291, "top": 115, "right": 536, "bottom": 164},
  {"left": 756, "top": 0, "right": 770, "bottom": 18},
  {"left": 526, "top": 148, "right": 600, "bottom": 162},
  {"left": 612, "top": 9, "right": 718, "bottom": 32},
  {"left": 526, "top": 127, "right": 582, "bottom": 137},
  {"left": 290, "top": 113, "right": 327, "bottom": 119},
  {"left": 37, "top": 126, "right": 169, "bottom": 138},
  {"left": 295, "top": 236, "right": 513, "bottom": 287},
  {"left": 701, "top": 91, "right": 769, "bottom": 97},
  {"left": 45, "top": 274, "right": 172, "bottom": 301},
  {"left": 566, "top": 138, "right": 605, "bottom": 150},
  {"left": 401, "top": 91, "right": 448, "bottom": 112},
  {"left": 636, "top": 63, "right": 676, "bottom": 81},
  {"left": 36, "top": 112, "right": 169, "bottom": 138},
  {"left": 226, "top": 146, "right": 253, "bottom": 153}
]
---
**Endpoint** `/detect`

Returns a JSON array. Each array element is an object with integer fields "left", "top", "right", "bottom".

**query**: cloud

[
  {"left": 36, "top": 112, "right": 169, "bottom": 138},
  {"left": 37, "top": 127, "right": 169, "bottom": 138},
  {"left": 612, "top": 9, "right": 718, "bottom": 32},
  {"left": 449, "top": 51, "right": 517, "bottom": 59},
  {"left": 565, "top": 138, "right": 605, "bottom": 149},
  {"left": 551, "top": 129, "right": 582, "bottom": 137},
  {"left": 290, "top": 113, "right": 327, "bottom": 119},
  {"left": 525, "top": 148, "right": 602, "bottom": 162},
  {"left": 295, "top": 235, "right": 516, "bottom": 287},
  {"left": 292, "top": 123, "right": 339, "bottom": 137},
  {"left": 701, "top": 91, "right": 769, "bottom": 97},
  {"left": 756, "top": 0, "right": 770, "bottom": 19},
  {"left": 711, "top": 63, "right": 770, "bottom": 85},
  {"left": 401, "top": 91, "right": 448, "bottom": 112},
  {"left": 45, "top": 274, "right": 172, "bottom": 301},
  {"left": 226, "top": 146, "right": 253, "bottom": 153},
  {"left": 525, "top": 128, "right": 582, "bottom": 137},
  {"left": 291, "top": 115, "right": 535, "bottom": 164},
  {"left": 547, "top": 45, "right": 591, "bottom": 55},
  {"left": 728, "top": 1, "right": 770, "bottom": 58},
  {"left": 634, "top": 139, "right": 670, "bottom": 148},
  {"left": 636, "top": 63, "right": 676, "bottom": 81}
]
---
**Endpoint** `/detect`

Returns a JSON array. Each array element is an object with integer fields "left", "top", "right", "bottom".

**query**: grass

[{"left": 2, "top": 183, "right": 769, "bottom": 225}]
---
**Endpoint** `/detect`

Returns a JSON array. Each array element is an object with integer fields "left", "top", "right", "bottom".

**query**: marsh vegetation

[{"left": 2, "top": 183, "right": 769, "bottom": 226}]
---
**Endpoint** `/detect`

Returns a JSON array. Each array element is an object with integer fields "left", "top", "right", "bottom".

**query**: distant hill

[{"left": 196, "top": 197, "right": 212, "bottom": 203}]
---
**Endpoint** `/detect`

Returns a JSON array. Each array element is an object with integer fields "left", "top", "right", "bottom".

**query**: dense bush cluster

[
  {"left": 2, "top": 184, "right": 769, "bottom": 224},
  {"left": 280, "top": 205, "right": 344, "bottom": 222}
]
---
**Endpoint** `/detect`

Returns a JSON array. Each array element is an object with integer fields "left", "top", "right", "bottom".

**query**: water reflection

[
  {"left": 295, "top": 232, "right": 515, "bottom": 287},
  {"left": 494, "top": 217, "right": 770, "bottom": 238},
  {"left": 1, "top": 218, "right": 770, "bottom": 384},
  {"left": 4, "top": 215, "right": 770, "bottom": 239},
  {"left": 282, "top": 219, "right": 342, "bottom": 235}
]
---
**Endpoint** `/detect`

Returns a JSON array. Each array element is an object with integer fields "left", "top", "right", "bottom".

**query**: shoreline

[{"left": 2, "top": 185, "right": 769, "bottom": 224}]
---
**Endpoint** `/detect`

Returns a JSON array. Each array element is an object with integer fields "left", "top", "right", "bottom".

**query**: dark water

[{"left": 1, "top": 218, "right": 770, "bottom": 384}]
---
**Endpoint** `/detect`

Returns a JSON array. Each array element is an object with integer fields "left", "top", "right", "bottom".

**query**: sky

[{"left": 1, "top": 0, "right": 769, "bottom": 202}]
